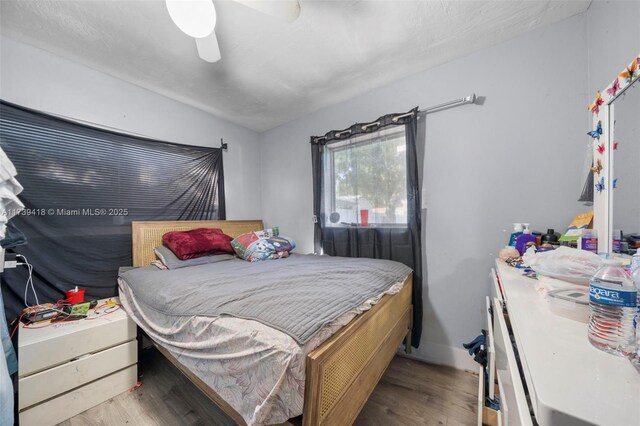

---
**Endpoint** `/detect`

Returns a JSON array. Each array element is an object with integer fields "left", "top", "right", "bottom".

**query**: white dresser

[
  {"left": 480, "top": 260, "right": 640, "bottom": 425},
  {"left": 17, "top": 297, "right": 137, "bottom": 426}
]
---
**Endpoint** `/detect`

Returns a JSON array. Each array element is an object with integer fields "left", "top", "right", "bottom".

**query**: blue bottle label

[
  {"left": 509, "top": 232, "right": 522, "bottom": 247},
  {"left": 589, "top": 283, "right": 637, "bottom": 307}
]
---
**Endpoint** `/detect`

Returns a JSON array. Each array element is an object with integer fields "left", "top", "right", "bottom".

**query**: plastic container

[
  {"left": 580, "top": 229, "right": 598, "bottom": 253},
  {"left": 515, "top": 224, "right": 536, "bottom": 255},
  {"left": 632, "top": 251, "right": 640, "bottom": 286},
  {"left": 65, "top": 287, "right": 85, "bottom": 304},
  {"left": 360, "top": 209, "right": 369, "bottom": 226},
  {"left": 541, "top": 228, "right": 559, "bottom": 244},
  {"left": 612, "top": 229, "right": 622, "bottom": 253},
  {"left": 508, "top": 223, "right": 524, "bottom": 247},
  {"left": 632, "top": 253, "right": 640, "bottom": 358},
  {"left": 547, "top": 288, "right": 589, "bottom": 323},
  {"left": 532, "top": 231, "right": 543, "bottom": 246},
  {"left": 588, "top": 259, "right": 637, "bottom": 356}
]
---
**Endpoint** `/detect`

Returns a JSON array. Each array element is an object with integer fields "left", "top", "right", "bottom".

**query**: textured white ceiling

[{"left": 1, "top": 0, "right": 589, "bottom": 132}]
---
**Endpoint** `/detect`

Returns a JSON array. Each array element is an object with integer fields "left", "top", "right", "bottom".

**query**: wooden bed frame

[{"left": 131, "top": 220, "right": 413, "bottom": 426}]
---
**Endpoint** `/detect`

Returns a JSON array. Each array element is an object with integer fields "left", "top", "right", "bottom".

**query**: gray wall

[
  {"left": 587, "top": 1, "right": 640, "bottom": 95},
  {"left": 259, "top": 13, "right": 590, "bottom": 368},
  {"left": 0, "top": 36, "right": 262, "bottom": 220}
]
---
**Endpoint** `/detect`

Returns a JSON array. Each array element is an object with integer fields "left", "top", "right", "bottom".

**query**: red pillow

[{"left": 162, "top": 228, "right": 234, "bottom": 260}]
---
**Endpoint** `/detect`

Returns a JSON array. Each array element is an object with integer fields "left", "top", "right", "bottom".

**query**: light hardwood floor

[{"left": 59, "top": 348, "right": 477, "bottom": 426}]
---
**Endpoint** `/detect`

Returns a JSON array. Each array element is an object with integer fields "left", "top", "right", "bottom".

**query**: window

[
  {"left": 311, "top": 107, "right": 423, "bottom": 347},
  {"left": 323, "top": 126, "right": 408, "bottom": 226}
]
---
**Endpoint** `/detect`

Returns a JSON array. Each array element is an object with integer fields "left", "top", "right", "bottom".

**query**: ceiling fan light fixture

[{"left": 166, "top": 0, "right": 217, "bottom": 38}]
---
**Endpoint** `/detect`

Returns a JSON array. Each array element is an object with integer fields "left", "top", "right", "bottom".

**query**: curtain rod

[
  {"left": 420, "top": 93, "right": 476, "bottom": 114},
  {"left": 45, "top": 110, "right": 159, "bottom": 139},
  {"left": 3, "top": 101, "right": 225, "bottom": 150},
  {"left": 390, "top": 94, "right": 476, "bottom": 122}
]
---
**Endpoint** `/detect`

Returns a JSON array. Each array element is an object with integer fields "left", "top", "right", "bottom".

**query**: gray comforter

[{"left": 119, "top": 254, "right": 411, "bottom": 344}]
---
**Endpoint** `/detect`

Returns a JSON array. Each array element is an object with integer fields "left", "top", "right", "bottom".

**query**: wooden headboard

[{"left": 131, "top": 220, "right": 264, "bottom": 267}]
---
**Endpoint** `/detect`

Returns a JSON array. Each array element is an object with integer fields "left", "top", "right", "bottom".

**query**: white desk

[{"left": 494, "top": 260, "right": 640, "bottom": 425}]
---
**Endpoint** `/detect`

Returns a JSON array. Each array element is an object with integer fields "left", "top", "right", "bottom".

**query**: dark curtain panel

[
  {"left": 0, "top": 100, "right": 225, "bottom": 321},
  {"left": 311, "top": 107, "right": 423, "bottom": 347}
]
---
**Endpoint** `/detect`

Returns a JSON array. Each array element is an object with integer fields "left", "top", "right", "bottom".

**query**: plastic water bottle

[
  {"left": 632, "top": 253, "right": 640, "bottom": 358},
  {"left": 588, "top": 259, "right": 637, "bottom": 356}
]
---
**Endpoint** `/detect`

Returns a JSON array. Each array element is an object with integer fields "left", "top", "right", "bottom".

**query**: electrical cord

[
  {"left": 11, "top": 300, "right": 122, "bottom": 337},
  {"left": 16, "top": 254, "right": 38, "bottom": 307}
]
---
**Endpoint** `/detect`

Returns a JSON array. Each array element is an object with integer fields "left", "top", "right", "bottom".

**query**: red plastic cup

[
  {"left": 360, "top": 209, "right": 369, "bottom": 226},
  {"left": 65, "top": 288, "right": 85, "bottom": 304}
]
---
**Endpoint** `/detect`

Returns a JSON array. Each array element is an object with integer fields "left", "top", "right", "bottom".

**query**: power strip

[
  {"left": 21, "top": 304, "right": 60, "bottom": 324},
  {"left": 2, "top": 252, "right": 19, "bottom": 271}
]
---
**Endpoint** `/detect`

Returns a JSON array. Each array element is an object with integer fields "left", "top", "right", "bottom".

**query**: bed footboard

[{"left": 303, "top": 275, "right": 413, "bottom": 426}]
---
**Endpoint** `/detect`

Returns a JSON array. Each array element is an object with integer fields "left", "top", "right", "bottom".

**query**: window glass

[{"left": 323, "top": 127, "right": 407, "bottom": 226}]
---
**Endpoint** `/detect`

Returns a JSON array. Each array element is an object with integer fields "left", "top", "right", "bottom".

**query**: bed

[{"left": 120, "top": 220, "right": 413, "bottom": 426}]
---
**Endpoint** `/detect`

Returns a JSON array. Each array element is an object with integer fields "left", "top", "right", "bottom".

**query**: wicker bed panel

[
  {"left": 131, "top": 220, "right": 263, "bottom": 267},
  {"left": 319, "top": 307, "right": 392, "bottom": 417},
  {"left": 305, "top": 276, "right": 412, "bottom": 425}
]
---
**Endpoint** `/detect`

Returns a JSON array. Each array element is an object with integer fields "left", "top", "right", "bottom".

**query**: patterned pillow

[
  {"left": 162, "top": 228, "right": 234, "bottom": 260},
  {"left": 231, "top": 229, "right": 296, "bottom": 262}
]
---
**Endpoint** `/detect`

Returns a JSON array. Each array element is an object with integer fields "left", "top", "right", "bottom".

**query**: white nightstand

[{"left": 17, "top": 297, "right": 137, "bottom": 426}]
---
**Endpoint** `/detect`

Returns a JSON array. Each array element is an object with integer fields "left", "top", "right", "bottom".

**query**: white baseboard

[{"left": 400, "top": 341, "right": 479, "bottom": 372}]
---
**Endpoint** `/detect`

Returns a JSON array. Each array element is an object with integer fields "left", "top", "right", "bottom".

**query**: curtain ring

[
  {"left": 361, "top": 121, "right": 380, "bottom": 131},
  {"left": 392, "top": 111, "right": 415, "bottom": 122}
]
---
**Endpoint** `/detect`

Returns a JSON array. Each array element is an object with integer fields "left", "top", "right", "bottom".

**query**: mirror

[
  {"left": 611, "top": 79, "right": 640, "bottom": 253},
  {"left": 592, "top": 55, "right": 640, "bottom": 253}
]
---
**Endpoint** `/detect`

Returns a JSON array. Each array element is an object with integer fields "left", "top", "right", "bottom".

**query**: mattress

[
  {"left": 119, "top": 254, "right": 412, "bottom": 344},
  {"left": 118, "top": 259, "right": 407, "bottom": 426}
]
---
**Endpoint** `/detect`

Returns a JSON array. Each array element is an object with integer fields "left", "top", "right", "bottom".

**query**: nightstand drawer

[
  {"left": 19, "top": 340, "right": 137, "bottom": 409},
  {"left": 19, "top": 364, "right": 137, "bottom": 426},
  {"left": 19, "top": 312, "right": 136, "bottom": 377}
]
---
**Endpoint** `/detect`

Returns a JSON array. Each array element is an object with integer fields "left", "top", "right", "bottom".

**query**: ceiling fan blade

[
  {"left": 234, "top": 0, "right": 300, "bottom": 22},
  {"left": 195, "top": 31, "right": 221, "bottom": 63}
]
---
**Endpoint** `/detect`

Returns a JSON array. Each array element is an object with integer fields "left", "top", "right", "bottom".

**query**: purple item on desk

[{"left": 516, "top": 233, "right": 537, "bottom": 255}]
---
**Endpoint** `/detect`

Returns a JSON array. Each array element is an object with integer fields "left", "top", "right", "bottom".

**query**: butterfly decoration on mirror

[
  {"left": 607, "top": 78, "right": 621, "bottom": 97},
  {"left": 613, "top": 178, "right": 618, "bottom": 189},
  {"left": 588, "top": 121, "right": 603, "bottom": 139},
  {"left": 596, "top": 143, "right": 605, "bottom": 154},
  {"left": 619, "top": 58, "right": 639, "bottom": 83},
  {"left": 589, "top": 91, "right": 604, "bottom": 115},
  {"left": 595, "top": 176, "right": 605, "bottom": 193},
  {"left": 591, "top": 159, "right": 603, "bottom": 175},
  {"left": 614, "top": 141, "right": 619, "bottom": 150}
]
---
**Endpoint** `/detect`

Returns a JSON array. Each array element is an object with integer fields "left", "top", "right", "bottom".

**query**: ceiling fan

[{"left": 165, "top": 0, "right": 301, "bottom": 63}]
